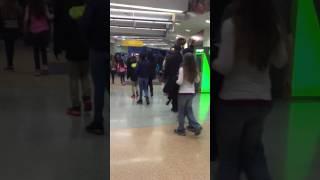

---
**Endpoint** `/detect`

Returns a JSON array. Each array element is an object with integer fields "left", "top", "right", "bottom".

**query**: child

[
  {"left": 24, "top": 0, "right": 53, "bottom": 76},
  {"left": 117, "top": 60, "right": 127, "bottom": 85},
  {"left": 0, "top": 0, "right": 23, "bottom": 71},
  {"left": 174, "top": 53, "right": 202, "bottom": 136},
  {"left": 127, "top": 56, "right": 139, "bottom": 98},
  {"left": 53, "top": 0, "right": 92, "bottom": 116}
]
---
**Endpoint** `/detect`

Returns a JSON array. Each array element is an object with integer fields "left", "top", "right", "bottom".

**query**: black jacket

[
  {"left": 163, "top": 50, "right": 182, "bottom": 95},
  {"left": 81, "top": 0, "right": 107, "bottom": 52},
  {"left": 54, "top": 0, "right": 89, "bottom": 61},
  {"left": 136, "top": 60, "right": 151, "bottom": 79}
]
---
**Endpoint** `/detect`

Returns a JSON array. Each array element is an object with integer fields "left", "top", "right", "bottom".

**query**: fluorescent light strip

[
  {"left": 110, "top": 8, "right": 173, "bottom": 15},
  {"left": 110, "top": 3, "right": 183, "bottom": 13},
  {"left": 135, "top": 27, "right": 151, "bottom": 30},
  {"left": 206, "top": 19, "right": 210, "bottom": 23},
  {"left": 111, "top": 19, "right": 172, "bottom": 24},
  {"left": 111, "top": 26, "right": 166, "bottom": 31},
  {"left": 111, "top": 15, "right": 169, "bottom": 21},
  {"left": 151, "top": 28, "right": 167, "bottom": 31}
]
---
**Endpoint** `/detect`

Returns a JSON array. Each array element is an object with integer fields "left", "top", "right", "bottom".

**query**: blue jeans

[
  {"left": 90, "top": 49, "right": 107, "bottom": 126},
  {"left": 217, "top": 102, "right": 272, "bottom": 180},
  {"left": 177, "top": 94, "right": 200, "bottom": 131},
  {"left": 138, "top": 77, "right": 149, "bottom": 98}
]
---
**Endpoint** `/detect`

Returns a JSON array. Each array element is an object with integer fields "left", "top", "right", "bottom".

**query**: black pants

[
  {"left": 111, "top": 71, "right": 116, "bottom": 83},
  {"left": 120, "top": 73, "right": 125, "bottom": 83},
  {"left": 90, "top": 50, "right": 107, "bottom": 127},
  {"left": 4, "top": 38, "right": 15, "bottom": 67},
  {"left": 3, "top": 30, "right": 18, "bottom": 68},
  {"left": 31, "top": 31, "right": 49, "bottom": 70},
  {"left": 148, "top": 78, "right": 153, "bottom": 96},
  {"left": 217, "top": 102, "right": 272, "bottom": 180}
]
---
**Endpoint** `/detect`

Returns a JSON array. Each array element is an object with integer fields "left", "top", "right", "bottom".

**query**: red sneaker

[{"left": 66, "top": 107, "right": 81, "bottom": 116}]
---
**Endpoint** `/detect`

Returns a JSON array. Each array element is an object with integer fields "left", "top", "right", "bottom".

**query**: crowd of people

[
  {"left": 0, "top": 0, "right": 107, "bottom": 135},
  {"left": 110, "top": 38, "right": 203, "bottom": 136}
]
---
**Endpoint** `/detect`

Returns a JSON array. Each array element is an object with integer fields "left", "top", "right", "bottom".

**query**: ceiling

[{"left": 110, "top": 0, "right": 210, "bottom": 50}]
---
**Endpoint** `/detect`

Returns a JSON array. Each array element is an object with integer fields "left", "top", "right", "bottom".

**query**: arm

[
  {"left": 23, "top": 6, "right": 29, "bottom": 32},
  {"left": 176, "top": 67, "right": 183, "bottom": 85},
  {"left": 80, "top": 0, "right": 95, "bottom": 36},
  {"left": 212, "top": 19, "right": 235, "bottom": 75},
  {"left": 195, "top": 73, "right": 200, "bottom": 83}
]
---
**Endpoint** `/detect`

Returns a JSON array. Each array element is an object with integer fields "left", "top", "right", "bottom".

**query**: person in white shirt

[
  {"left": 174, "top": 53, "right": 202, "bottom": 136},
  {"left": 212, "top": 0, "right": 288, "bottom": 179}
]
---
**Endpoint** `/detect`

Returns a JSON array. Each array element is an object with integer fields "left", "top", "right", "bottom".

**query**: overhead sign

[{"left": 121, "top": 40, "right": 144, "bottom": 47}]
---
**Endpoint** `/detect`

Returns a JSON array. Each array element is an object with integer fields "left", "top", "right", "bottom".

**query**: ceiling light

[
  {"left": 135, "top": 27, "right": 151, "bottom": 30},
  {"left": 135, "top": 20, "right": 172, "bottom": 24},
  {"left": 206, "top": 19, "right": 210, "bottom": 23},
  {"left": 175, "top": 22, "right": 181, "bottom": 25},
  {"left": 191, "top": 35, "right": 202, "bottom": 41},
  {"left": 110, "top": 15, "right": 169, "bottom": 21},
  {"left": 151, "top": 28, "right": 167, "bottom": 31},
  {"left": 185, "top": 29, "right": 191, "bottom": 32},
  {"left": 110, "top": 8, "right": 173, "bottom": 15},
  {"left": 110, "top": 3, "right": 183, "bottom": 13}
]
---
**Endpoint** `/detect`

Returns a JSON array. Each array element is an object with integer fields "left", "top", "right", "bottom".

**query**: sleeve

[
  {"left": 213, "top": 19, "right": 235, "bottom": 75},
  {"left": 80, "top": 0, "right": 95, "bottom": 36},
  {"left": 270, "top": 37, "right": 288, "bottom": 69},
  {"left": 195, "top": 74, "right": 200, "bottom": 83},
  {"left": 176, "top": 67, "right": 184, "bottom": 85},
  {"left": 23, "top": 6, "right": 29, "bottom": 31}
]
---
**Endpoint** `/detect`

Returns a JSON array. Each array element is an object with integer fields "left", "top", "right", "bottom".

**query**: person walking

[
  {"left": 54, "top": 0, "right": 92, "bottom": 117},
  {"left": 174, "top": 53, "right": 202, "bottom": 136},
  {"left": 0, "top": 0, "right": 23, "bottom": 71},
  {"left": 213, "top": 0, "right": 288, "bottom": 179},
  {"left": 147, "top": 51, "right": 156, "bottom": 97},
  {"left": 24, "top": 0, "right": 53, "bottom": 76},
  {"left": 163, "top": 42, "right": 184, "bottom": 112},
  {"left": 127, "top": 55, "right": 139, "bottom": 98},
  {"left": 81, "top": 0, "right": 107, "bottom": 135},
  {"left": 136, "top": 53, "right": 151, "bottom": 105}
]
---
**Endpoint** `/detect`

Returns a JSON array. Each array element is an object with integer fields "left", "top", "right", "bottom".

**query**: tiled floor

[
  {"left": 110, "top": 83, "right": 211, "bottom": 180},
  {"left": 0, "top": 42, "right": 107, "bottom": 180}
]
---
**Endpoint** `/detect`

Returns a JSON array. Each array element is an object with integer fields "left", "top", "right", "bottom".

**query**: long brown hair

[
  {"left": 28, "top": 0, "right": 46, "bottom": 18},
  {"left": 183, "top": 53, "right": 198, "bottom": 83},
  {"left": 233, "top": 0, "right": 280, "bottom": 71}
]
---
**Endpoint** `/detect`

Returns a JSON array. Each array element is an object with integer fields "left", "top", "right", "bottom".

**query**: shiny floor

[
  {"left": 110, "top": 83, "right": 211, "bottom": 180},
  {"left": 0, "top": 42, "right": 107, "bottom": 180}
]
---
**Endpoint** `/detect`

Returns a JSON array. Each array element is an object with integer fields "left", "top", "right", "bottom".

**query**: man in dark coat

[{"left": 164, "top": 44, "right": 183, "bottom": 112}]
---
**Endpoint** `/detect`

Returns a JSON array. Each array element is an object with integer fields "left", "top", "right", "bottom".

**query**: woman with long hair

[
  {"left": 213, "top": 0, "right": 288, "bottom": 179},
  {"left": 24, "top": 0, "right": 52, "bottom": 76},
  {"left": 174, "top": 53, "right": 202, "bottom": 136},
  {"left": 0, "top": 0, "right": 23, "bottom": 71}
]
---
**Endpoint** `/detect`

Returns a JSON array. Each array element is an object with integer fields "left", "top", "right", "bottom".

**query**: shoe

[
  {"left": 174, "top": 129, "right": 186, "bottom": 136},
  {"left": 34, "top": 70, "right": 41, "bottom": 76},
  {"left": 166, "top": 100, "right": 171, "bottom": 105},
  {"left": 4, "top": 67, "right": 14, "bottom": 72},
  {"left": 187, "top": 125, "right": 196, "bottom": 132},
  {"left": 146, "top": 97, "right": 150, "bottom": 105},
  {"left": 131, "top": 94, "right": 135, "bottom": 98},
  {"left": 66, "top": 106, "right": 81, "bottom": 116},
  {"left": 86, "top": 122, "right": 104, "bottom": 135},
  {"left": 83, "top": 101, "right": 92, "bottom": 112},
  {"left": 194, "top": 126, "right": 203, "bottom": 136},
  {"left": 41, "top": 69, "right": 49, "bottom": 75},
  {"left": 171, "top": 108, "right": 178, "bottom": 113},
  {"left": 137, "top": 99, "right": 143, "bottom": 104}
]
